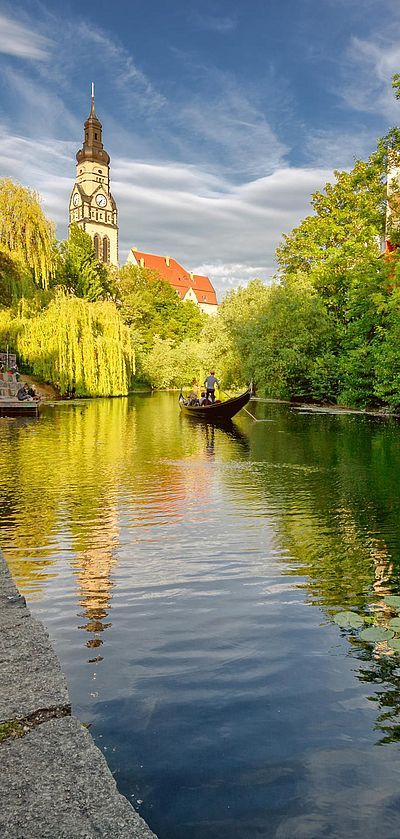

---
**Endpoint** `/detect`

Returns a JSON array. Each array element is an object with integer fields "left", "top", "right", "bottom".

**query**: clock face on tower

[
  {"left": 73, "top": 193, "right": 79, "bottom": 207},
  {"left": 96, "top": 194, "right": 107, "bottom": 208}
]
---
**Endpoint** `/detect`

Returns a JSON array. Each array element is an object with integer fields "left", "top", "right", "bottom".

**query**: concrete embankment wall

[{"left": 0, "top": 550, "right": 157, "bottom": 839}]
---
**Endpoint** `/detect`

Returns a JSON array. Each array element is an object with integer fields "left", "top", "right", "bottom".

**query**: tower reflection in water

[{"left": 74, "top": 507, "right": 118, "bottom": 663}]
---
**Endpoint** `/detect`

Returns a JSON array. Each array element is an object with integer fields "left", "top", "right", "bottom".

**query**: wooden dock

[
  {"left": 0, "top": 372, "right": 39, "bottom": 417},
  {"left": 0, "top": 399, "right": 39, "bottom": 417}
]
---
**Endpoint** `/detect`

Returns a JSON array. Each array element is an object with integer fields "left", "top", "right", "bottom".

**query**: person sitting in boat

[
  {"left": 204, "top": 370, "right": 220, "bottom": 403},
  {"left": 199, "top": 391, "right": 211, "bottom": 406},
  {"left": 17, "top": 383, "right": 31, "bottom": 401},
  {"left": 186, "top": 389, "right": 199, "bottom": 406}
]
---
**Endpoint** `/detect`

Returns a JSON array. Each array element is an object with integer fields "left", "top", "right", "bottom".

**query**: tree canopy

[
  {"left": 57, "top": 224, "right": 112, "bottom": 301},
  {"left": 0, "top": 179, "right": 55, "bottom": 288},
  {"left": 116, "top": 263, "right": 204, "bottom": 347}
]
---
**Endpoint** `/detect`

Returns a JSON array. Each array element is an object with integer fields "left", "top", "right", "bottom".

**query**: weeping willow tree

[
  {"left": 14, "top": 294, "right": 135, "bottom": 396},
  {"left": 0, "top": 247, "right": 37, "bottom": 306},
  {"left": 0, "top": 179, "right": 55, "bottom": 288}
]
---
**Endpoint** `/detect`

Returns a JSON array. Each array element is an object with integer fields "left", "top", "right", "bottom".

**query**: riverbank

[
  {"left": 252, "top": 396, "right": 400, "bottom": 419},
  {"left": 0, "top": 550, "right": 157, "bottom": 839}
]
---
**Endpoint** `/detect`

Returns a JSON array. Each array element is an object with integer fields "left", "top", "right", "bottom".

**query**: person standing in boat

[{"left": 204, "top": 370, "right": 220, "bottom": 403}]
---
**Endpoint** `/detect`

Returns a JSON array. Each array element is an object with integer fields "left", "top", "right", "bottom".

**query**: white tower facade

[{"left": 69, "top": 85, "right": 118, "bottom": 266}]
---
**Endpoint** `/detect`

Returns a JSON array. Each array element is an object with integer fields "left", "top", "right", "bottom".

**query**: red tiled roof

[
  {"left": 129, "top": 249, "right": 218, "bottom": 306},
  {"left": 189, "top": 274, "right": 217, "bottom": 306}
]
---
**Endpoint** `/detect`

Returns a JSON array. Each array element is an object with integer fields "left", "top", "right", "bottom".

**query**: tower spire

[{"left": 90, "top": 81, "right": 95, "bottom": 116}]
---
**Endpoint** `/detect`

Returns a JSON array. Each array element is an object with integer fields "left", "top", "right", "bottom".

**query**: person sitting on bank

[
  {"left": 27, "top": 384, "right": 40, "bottom": 401},
  {"left": 204, "top": 370, "right": 220, "bottom": 403},
  {"left": 17, "top": 383, "right": 31, "bottom": 401}
]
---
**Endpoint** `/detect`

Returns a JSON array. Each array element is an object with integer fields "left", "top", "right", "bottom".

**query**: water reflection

[
  {"left": 2, "top": 396, "right": 400, "bottom": 835},
  {"left": 0, "top": 399, "right": 250, "bottom": 654}
]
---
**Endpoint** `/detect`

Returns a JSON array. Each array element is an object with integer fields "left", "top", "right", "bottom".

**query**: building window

[
  {"left": 94, "top": 235, "right": 100, "bottom": 259},
  {"left": 95, "top": 132, "right": 98, "bottom": 140},
  {"left": 103, "top": 236, "right": 110, "bottom": 264}
]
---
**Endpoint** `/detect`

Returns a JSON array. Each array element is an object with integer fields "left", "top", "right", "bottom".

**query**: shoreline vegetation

[{"left": 2, "top": 86, "right": 400, "bottom": 411}]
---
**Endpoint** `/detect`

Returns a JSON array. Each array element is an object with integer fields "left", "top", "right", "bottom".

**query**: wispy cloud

[
  {"left": 2, "top": 68, "right": 80, "bottom": 137},
  {"left": 179, "top": 88, "right": 287, "bottom": 178},
  {"left": 76, "top": 22, "right": 166, "bottom": 115},
  {"left": 0, "top": 13, "right": 51, "bottom": 61},
  {"left": 304, "top": 128, "right": 377, "bottom": 169},
  {"left": 190, "top": 12, "right": 238, "bottom": 33},
  {"left": 339, "top": 31, "right": 400, "bottom": 119}
]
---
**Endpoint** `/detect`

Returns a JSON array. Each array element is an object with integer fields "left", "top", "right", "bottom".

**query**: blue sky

[{"left": 0, "top": 0, "right": 399, "bottom": 296}]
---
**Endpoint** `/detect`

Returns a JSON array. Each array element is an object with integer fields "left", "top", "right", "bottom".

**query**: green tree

[
  {"left": 57, "top": 224, "right": 111, "bottom": 301},
  {"left": 212, "top": 278, "right": 335, "bottom": 399},
  {"left": 116, "top": 263, "right": 204, "bottom": 349},
  {"left": 0, "top": 178, "right": 55, "bottom": 288},
  {"left": 276, "top": 151, "right": 387, "bottom": 322}
]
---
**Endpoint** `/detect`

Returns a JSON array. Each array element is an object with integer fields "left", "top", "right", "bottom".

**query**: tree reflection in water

[{"left": 2, "top": 396, "right": 400, "bottom": 747}]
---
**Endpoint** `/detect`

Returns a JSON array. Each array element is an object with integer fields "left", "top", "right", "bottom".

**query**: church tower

[{"left": 69, "top": 84, "right": 118, "bottom": 266}]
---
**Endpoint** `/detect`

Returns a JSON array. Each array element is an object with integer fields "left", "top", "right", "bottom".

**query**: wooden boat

[{"left": 179, "top": 388, "right": 251, "bottom": 421}]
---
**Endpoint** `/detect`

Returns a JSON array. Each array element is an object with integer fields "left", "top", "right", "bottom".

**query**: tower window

[
  {"left": 94, "top": 235, "right": 100, "bottom": 259},
  {"left": 103, "top": 236, "right": 110, "bottom": 264},
  {"left": 95, "top": 132, "right": 98, "bottom": 140}
]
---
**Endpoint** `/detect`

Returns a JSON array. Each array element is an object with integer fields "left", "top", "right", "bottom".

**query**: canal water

[{"left": 1, "top": 394, "right": 400, "bottom": 838}]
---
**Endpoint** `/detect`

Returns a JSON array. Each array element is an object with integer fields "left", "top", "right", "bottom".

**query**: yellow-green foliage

[
  {"left": 1, "top": 294, "right": 135, "bottom": 397},
  {"left": 0, "top": 179, "right": 55, "bottom": 288},
  {"left": 0, "top": 246, "right": 36, "bottom": 306}
]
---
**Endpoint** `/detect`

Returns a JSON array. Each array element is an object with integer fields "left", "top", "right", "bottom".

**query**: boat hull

[{"left": 179, "top": 389, "right": 251, "bottom": 421}]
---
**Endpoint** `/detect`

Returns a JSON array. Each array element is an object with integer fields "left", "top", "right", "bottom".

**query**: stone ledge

[
  {"left": 0, "top": 561, "right": 70, "bottom": 723},
  {"left": 0, "top": 716, "right": 157, "bottom": 839},
  {"left": 0, "top": 550, "right": 157, "bottom": 838}
]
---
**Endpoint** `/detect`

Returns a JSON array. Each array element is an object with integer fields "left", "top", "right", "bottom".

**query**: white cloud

[
  {"left": 0, "top": 7, "right": 340, "bottom": 300},
  {"left": 113, "top": 159, "right": 331, "bottom": 296},
  {"left": 0, "top": 13, "right": 51, "bottom": 60},
  {"left": 0, "top": 120, "right": 332, "bottom": 298}
]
